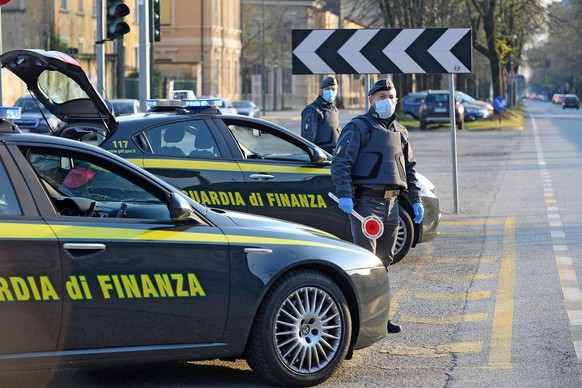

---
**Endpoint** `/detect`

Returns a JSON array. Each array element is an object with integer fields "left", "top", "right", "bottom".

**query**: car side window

[
  {"left": 144, "top": 121, "right": 221, "bottom": 159},
  {"left": 227, "top": 123, "right": 311, "bottom": 162},
  {"left": 0, "top": 161, "right": 22, "bottom": 215},
  {"left": 26, "top": 150, "right": 170, "bottom": 220}
]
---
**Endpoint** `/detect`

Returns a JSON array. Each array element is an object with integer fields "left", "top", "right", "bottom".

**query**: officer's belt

[{"left": 356, "top": 187, "right": 400, "bottom": 199}]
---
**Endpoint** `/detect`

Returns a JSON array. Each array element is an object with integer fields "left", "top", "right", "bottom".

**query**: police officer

[
  {"left": 331, "top": 78, "right": 424, "bottom": 334},
  {"left": 301, "top": 76, "right": 340, "bottom": 154}
]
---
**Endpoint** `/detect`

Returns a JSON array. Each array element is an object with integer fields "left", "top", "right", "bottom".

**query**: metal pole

[
  {"left": 0, "top": 7, "right": 3, "bottom": 105},
  {"left": 96, "top": 0, "right": 105, "bottom": 97},
  {"left": 261, "top": 0, "right": 266, "bottom": 115},
  {"left": 448, "top": 74, "right": 459, "bottom": 214},
  {"left": 138, "top": 0, "right": 150, "bottom": 111},
  {"left": 364, "top": 75, "right": 370, "bottom": 111}
]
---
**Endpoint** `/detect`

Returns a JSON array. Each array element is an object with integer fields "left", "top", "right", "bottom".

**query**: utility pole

[{"left": 138, "top": 0, "right": 150, "bottom": 111}]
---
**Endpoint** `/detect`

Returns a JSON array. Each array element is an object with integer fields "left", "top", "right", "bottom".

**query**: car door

[
  {"left": 0, "top": 144, "right": 63, "bottom": 355},
  {"left": 136, "top": 118, "right": 250, "bottom": 213},
  {"left": 15, "top": 144, "right": 230, "bottom": 350},
  {"left": 216, "top": 117, "right": 350, "bottom": 239}
]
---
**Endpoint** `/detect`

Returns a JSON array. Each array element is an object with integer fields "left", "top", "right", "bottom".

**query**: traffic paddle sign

[
  {"left": 292, "top": 28, "right": 472, "bottom": 75},
  {"left": 328, "top": 193, "right": 384, "bottom": 240}
]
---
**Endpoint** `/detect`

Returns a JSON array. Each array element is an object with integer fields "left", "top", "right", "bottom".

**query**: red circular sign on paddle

[
  {"left": 0, "top": 1, "right": 12, "bottom": 5},
  {"left": 362, "top": 215, "right": 384, "bottom": 239}
]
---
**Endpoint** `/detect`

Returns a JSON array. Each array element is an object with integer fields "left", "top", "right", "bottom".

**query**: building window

[
  {"left": 92, "top": 0, "right": 97, "bottom": 16},
  {"left": 60, "top": 0, "right": 68, "bottom": 11},
  {"left": 77, "top": 0, "right": 83, "bottom": 14}
]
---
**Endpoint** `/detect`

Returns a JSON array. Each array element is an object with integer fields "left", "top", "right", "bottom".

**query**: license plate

[{"left": 434, "top": 108, "right": 447, "bottom": 113}]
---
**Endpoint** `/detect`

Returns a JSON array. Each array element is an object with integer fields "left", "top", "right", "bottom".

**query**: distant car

[
  {"left": 216, "top": 98, "right": 237, "bottom": 114},
  {"left": 401, "top": 91, "right": 427, "bottom": 119},
  {"left": 110, "top": 99, "right": 140, "bottom": 116},
  {"left": 418, "top": 90, "right": 464, "bottom": 130},
  {"left": 11, "top": 95, "right": 62, "bottom": 134},
  {"left": 552, "top": 93, "right": 565, "bottom": 104},
  {"left": 171, "top": 90, "right": 196, "bottom": 100},
  {"left": 456, "top": 91, "right": 493, "bottom": 121},
  {"left": 562, "top": 94, "right": 579, "bottom": 109},
  {"left": 232, "top": 100, "right": 260, "bottom": 117}
]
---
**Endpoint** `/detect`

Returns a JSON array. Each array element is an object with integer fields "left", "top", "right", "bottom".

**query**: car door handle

[
  {"left": 244, "top": 248, "right": 273, "bottom": 255},
  {"left": 249, "top": 173, "right": 274, "bottom": 180},
  {"left": 63, "top": 243, "right": 106, "bottom": 260}
]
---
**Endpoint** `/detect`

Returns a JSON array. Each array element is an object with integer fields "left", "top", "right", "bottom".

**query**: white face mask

[{"left": 374, "top": 98, "right": 397, "bottom": 119}]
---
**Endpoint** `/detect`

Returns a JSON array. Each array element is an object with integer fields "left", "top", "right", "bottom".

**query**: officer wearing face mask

[
  {"left": 331, "top": 78, "right": 424, "bottom": 334},
  {"left": 300, "top": 76, "right": 340, "bottom": 154}
]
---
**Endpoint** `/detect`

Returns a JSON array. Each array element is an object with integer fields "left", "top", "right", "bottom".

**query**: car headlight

[{"left": 416, "top": 173, "right": 437, "bottom": 198}]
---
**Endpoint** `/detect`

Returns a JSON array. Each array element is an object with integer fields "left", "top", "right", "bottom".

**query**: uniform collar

[
  {"left": 317, "top": 95, "right": 332, "bottom": 107},
  {"left": 369, "top": 108, "right": 397, "bottom": 124}
]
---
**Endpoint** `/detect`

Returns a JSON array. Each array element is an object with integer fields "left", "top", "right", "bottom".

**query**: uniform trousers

[{"left": 350, "top": 195, "right": 399, "bottom": 268}]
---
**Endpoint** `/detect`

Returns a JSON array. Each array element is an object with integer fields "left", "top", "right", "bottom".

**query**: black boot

[{"left": 387, "top": 320, "right": 402, "bottom": 333}]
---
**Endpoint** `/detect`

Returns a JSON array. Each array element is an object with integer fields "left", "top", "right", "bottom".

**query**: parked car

[
  {"left": 401, "top": 91, "right": 427, "bottom": 119},
  {"left": 0, "top": 115, "right": 390, "bottom": 386},
  {"left": 232, "top": 100, "right": 260, "bottom": 117},
  {"left": 456, "top": 91, "right": 493, "bottom": 121},
  {"left": 552, "top": 93, "right": 565, "bottom": 104},
  {"left": 0, "top": 48, "right": 440, "bottom": 264},
  {"left": 217, "top": 98, "right": 238, "bottom": 114},
  {"left": 418, "top": 90, "right": 464, "bottom": 130},
  {"left": 11, "top": 95, "right": 63, "bottom": 134},
  {"left": 171, "top": 89, "right": 196, "bottom": 100},
  {"left": 110, "top": 98, "right": 140, "bottom": 116},
  {"left": 562, "top": 94, "right": 579, "bottom": 109}
]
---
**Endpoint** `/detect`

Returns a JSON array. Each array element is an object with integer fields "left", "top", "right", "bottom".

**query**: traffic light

[
  {"left": 151, "top": 0, "right": 161, "bottom": 42},
  {"left": 106, "top": 0, "right": 130, "bottom": 40}
]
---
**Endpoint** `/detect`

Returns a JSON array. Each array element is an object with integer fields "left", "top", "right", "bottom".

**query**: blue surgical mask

[
  {"left": 374, "top": 98, "right": 397, "bottom": 119},
  {"left": 323, "top": 90, "right": 337, "bottom": 103}
]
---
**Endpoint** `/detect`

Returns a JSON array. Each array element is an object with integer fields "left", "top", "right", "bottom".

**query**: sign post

[{"left": 292, "top": 27, "right": 473, "bottom": 214}]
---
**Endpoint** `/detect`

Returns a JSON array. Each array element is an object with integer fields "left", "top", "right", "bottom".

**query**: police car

[
  {"left": 0, "top": 107, "right": 390, "bottom": 386},
  {"left": 0, "top": 49, "right": 440, "bottom": 264}
]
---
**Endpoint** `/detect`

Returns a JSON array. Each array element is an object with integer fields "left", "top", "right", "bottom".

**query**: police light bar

[
  {"left": 146, "top": 99, "right": 184, "bottom": 109},
  {"left": 0, "top": 107, "right": 21, "bottom": 120},
  {"left": 183, "top": 99, "right": 222, "bottom": 107}
]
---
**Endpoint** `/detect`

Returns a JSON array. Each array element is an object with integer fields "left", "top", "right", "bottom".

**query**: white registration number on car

[{"left": 434, "top": 108, "right": 447, "bottom": 113}]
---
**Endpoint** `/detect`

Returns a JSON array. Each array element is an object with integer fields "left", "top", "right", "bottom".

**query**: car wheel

[
  {"left": 246, "top": 270, "right": 352, "bottom": 386},
  {"left": 393, "top": 205, "right": 414, "bottom": 264}
]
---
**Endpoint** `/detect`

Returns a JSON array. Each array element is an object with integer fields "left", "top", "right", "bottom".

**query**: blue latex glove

[
  {"left": 338, "top": 197, "right": 354, "bottom": 214},
  {"left": 413, "top": 202, "right": 424, "bottom": 224}
]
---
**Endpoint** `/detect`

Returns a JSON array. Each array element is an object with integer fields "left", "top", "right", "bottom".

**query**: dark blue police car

[
  {"left": 0, "top": 104, "right": 390, "bottom": 386},
  {"left": 0, "top": 49, "right": 440, "bottom": 264}
]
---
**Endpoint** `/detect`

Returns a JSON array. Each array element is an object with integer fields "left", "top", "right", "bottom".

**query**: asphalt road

[{"left": 3, "top": 100, "right": 582, "bottom": 387}]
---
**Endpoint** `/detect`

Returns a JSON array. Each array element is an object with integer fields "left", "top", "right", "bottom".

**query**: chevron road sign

[{"left": 292, "top": 28, "right": 472, "bottom": 75}]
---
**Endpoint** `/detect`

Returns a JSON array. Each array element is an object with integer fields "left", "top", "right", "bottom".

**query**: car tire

[
  {"left": 393, "top": 205, "right": 414, "bottom": 264},
  {"left": 246, "top": 270, "right": 352, "bottom": 387}
]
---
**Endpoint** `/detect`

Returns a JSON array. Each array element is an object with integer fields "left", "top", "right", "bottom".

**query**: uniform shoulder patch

[{"left": 393, "top": 121, "right": 408, "bottom": 135}]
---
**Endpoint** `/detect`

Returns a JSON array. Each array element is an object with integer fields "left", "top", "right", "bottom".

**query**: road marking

[
  {"left": 415, "top": 291, "right": 491, "bottom": 300},
  {"left": 426, "top": 273, "right": 495, "bottom": 281},
  {"left": 438, "top": 231, "right": 501, "bottom": 236},
  {"left": 440, "top": 219, "right": 503, "bottom": 226},
  {"left": 435, "top": 257, "right": 497, "bottom": 264},
  {"left": 389, "top": 245, "right": 433, "bottom": 315},
  {"left": 380, "top": 341, "right": 484, "bottom": 357},
  {"left": 400, "top": 312, "right": 488, "bottom": 324},
  {"left": 488, "top": 216, "right": 515, "bottom": 368}
]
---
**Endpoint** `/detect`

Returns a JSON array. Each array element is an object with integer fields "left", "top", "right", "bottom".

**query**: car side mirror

[
  {"left": 312, "top": 146, "right": 331, "bottom": 165},
  {"left": 169, "top": 192, "right": 196, "bottom": 221}
]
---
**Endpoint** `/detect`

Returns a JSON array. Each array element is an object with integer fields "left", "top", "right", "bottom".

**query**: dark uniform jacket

[
  {"left": 331, "top": 108, "right": 421, "bottom": 202},
  {"left": 300, "top": 96, "right": 340, "bottom": 152}
]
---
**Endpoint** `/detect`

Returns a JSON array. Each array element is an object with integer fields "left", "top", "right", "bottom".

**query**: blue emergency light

[{"left": 0, "top": 107, "right": 21, "bottom": 120}]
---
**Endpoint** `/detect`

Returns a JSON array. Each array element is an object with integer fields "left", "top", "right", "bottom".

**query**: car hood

[{"left": 0, "top": 49, "right": 117, "bottom": 135}]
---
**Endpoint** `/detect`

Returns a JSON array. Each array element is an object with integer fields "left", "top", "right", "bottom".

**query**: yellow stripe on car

[
  {"left": 1, "top": 223, "right": 365, "bottom": 255},
  {"left": 131, "top": 158, "right": 331, "bottom": 175}
]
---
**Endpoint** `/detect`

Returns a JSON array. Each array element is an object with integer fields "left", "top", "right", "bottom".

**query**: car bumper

[
  {"left": 420, "top": 195, "right": 440, "bottom": 243},
  {"left": 347, "top": 265, "right": 390, "bottom": 350}
]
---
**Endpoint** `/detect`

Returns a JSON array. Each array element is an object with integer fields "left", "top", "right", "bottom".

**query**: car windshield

[{"left": 233, "top": 101, "right": 252, "bottom": 107}]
